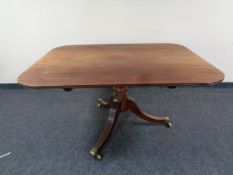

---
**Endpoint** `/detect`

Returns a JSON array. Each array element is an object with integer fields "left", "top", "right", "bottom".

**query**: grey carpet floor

[{"left": 0, "top": 85, "right": 233, "bottom": 175}]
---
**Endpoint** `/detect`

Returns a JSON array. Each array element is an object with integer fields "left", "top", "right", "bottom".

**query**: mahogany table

[{"left": 18, "top": 43, "right": 224, "bottom": 159}]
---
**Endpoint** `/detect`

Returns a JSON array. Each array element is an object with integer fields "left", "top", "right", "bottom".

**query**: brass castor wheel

[
  {"left": 89, "top": 147, "right": 102, "bottom": 160},
  {"left": 97, "top": 98, "right": 108, "bottom": 108},
  {"left": 164, "top": 117, "right": 172, "bottom": 128},
  {"left": 97, "top": 103, "right": 101, "bottom": 108}
]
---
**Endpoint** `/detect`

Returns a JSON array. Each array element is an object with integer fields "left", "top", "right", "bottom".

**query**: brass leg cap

[
  {"left": 97, "top": 98, "right": 105, "bottom": 108},
  {"left": 164, "top": 117, "right": 172, "bottom": 128},
  {"left": 89, "top": 147, "right": 102, "bottom": 160}
]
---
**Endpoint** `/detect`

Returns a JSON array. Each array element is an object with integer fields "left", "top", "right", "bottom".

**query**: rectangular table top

[{"left": 18, "top": 43, "right": 224, "bottom": 88}]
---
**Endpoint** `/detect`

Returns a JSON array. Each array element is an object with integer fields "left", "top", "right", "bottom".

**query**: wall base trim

[{"left": 0, "top": 83, "right": 233, "bottom": 89}]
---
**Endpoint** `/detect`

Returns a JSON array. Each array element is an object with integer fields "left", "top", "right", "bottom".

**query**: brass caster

[
  {"left": 97, "top": 98, "right": 108, "bottom": 108},
  {"left": 164, "top": 117, "right": 172, "bottom": 128},
  {"left": 89, "top": 147, "right": 102, "bottom": 160}
]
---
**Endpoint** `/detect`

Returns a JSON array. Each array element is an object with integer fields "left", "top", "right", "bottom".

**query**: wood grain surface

[{"left": 18, "top": 43, "right": 224, "bottom": 88}]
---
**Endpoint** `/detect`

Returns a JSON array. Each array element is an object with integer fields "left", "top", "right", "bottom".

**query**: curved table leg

[
  {"left": 126, "top": 97, "right": 172, "bottom": 128},
  {"left": 90, "top": 100, "right": 120, "bottom": 159}
]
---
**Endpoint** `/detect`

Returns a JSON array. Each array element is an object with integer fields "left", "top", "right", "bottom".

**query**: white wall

[{"left": 0, "top": 0, "right": 232, "bottom": 83}]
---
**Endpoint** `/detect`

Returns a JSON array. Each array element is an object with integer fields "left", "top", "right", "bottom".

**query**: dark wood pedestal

[{"left": 89, "top": 87, "right": 172, "bottom": 159}]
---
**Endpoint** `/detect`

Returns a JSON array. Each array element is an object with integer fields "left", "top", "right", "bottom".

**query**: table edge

[{"left": 17, "top": 77, "right": 224, "bottom": 89}]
